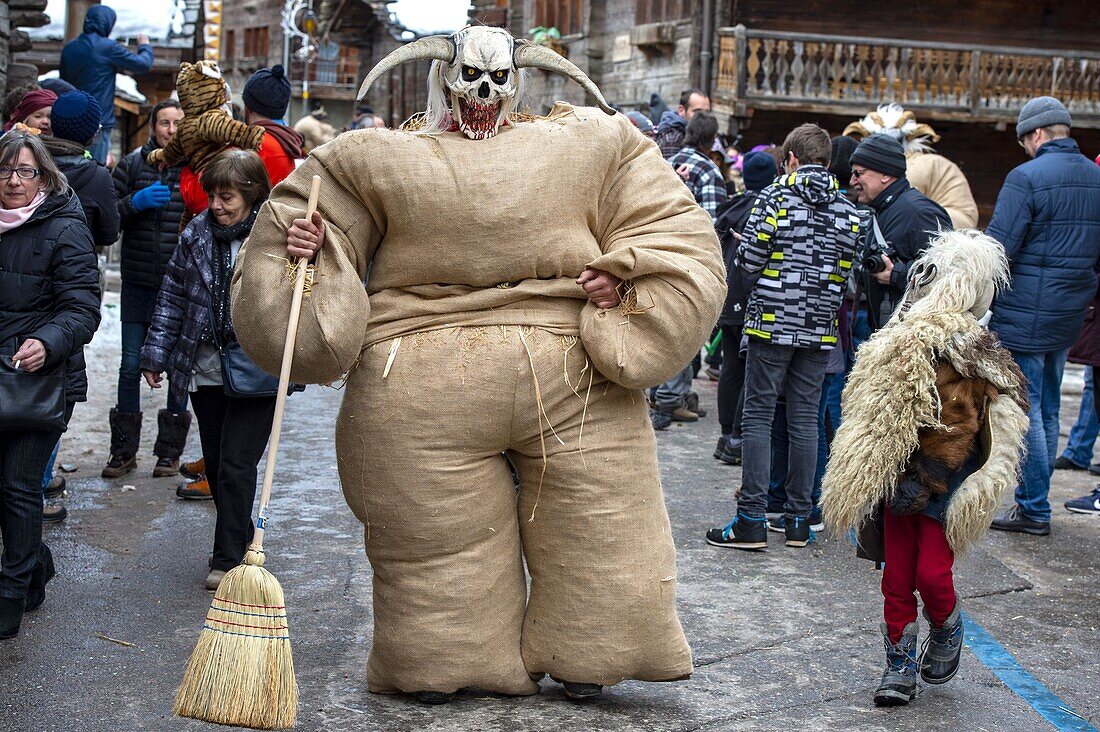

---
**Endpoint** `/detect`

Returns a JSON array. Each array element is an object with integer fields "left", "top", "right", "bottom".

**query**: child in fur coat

[
  {"left": 821, "top": 229, "right": 1029, "bottom": 707},
  {"left": 147, "top": 61, "right": 264, "bottom": 217}
]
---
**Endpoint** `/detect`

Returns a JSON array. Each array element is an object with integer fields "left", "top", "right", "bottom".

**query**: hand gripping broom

[{"left": 174, "top": 174, "right": 322, "bottom": 729}]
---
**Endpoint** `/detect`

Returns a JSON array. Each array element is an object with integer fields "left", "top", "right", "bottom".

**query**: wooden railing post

[
  {"left": 734, "top": 24, "right": 748, "bottom": 103},
  {"left": 969, "top": 50, "right": 981, "bottom": 114}
]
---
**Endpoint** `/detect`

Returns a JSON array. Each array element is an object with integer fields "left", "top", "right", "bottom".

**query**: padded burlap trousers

[{"left": 336, "top": 326, "right": 692, "bottom": 695}]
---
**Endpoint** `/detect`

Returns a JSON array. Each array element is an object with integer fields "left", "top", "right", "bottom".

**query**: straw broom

[{"left": 174, "top": 174, "right": 322, "bottom": 730}]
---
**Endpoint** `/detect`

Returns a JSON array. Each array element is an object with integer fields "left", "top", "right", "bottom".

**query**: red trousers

[{"left": 882, "top": 506, "right": 957, "bottom": 643}]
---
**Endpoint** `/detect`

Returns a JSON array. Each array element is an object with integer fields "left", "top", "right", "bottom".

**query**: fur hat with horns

[{"left": 843, "top": 103, "right": 940, "bottom": 154}]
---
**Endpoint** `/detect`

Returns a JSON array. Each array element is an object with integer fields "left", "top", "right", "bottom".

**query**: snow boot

[
  {"left": 153, "top": 409, "right": 191, "bottom": 477},
  {"left": 101, "top": 409, "right": 142, "bottom": 478},
  {"left": 921, "top": 596, "right": 963, "bottom": 684},
  {"left": 874, "top": 621, "right": 919, "bottom": 706}
]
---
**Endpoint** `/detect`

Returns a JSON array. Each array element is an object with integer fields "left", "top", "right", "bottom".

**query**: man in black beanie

[
  {"left": 240, "top": 65, "right": 305, "bottom": 186},
  {"left": 849, "top": 133, "right": 950, "bottom": 329}
]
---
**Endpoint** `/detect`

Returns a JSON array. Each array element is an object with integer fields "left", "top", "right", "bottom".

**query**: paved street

[{"left": 1, "top": 289, "right": 1098, "bottom": 732}]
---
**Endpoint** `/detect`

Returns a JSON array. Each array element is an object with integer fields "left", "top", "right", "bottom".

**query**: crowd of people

[
  {"left": 0, "top": 13, "right": 1099, "bottom": 714},
  {"left": 634, "top": 87, "right": 1100, "bottom": 704}
]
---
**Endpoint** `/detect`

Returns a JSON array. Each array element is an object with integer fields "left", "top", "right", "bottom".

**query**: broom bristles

[{"left": 174, "top": 549, "right": 298, "bottom": 730}]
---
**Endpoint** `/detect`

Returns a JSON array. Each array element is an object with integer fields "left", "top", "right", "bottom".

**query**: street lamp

[{"left": 281, "top": 0, "right": 318, "bottom": 120}]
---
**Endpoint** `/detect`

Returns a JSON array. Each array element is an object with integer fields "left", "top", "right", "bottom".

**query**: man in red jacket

[{"left": 178, "top": 65, "right": 304, "bottom": 213}]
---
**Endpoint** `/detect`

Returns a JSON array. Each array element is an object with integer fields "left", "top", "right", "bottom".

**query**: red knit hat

[{"left": 4, "top": 89, "right": 58, "bottom": 132}]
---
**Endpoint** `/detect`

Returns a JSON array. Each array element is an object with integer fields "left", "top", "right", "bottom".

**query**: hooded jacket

[
  {"left": 113, "top": 137, "right": 186, "bottom": 296},
  {"left": 986, "top": 137, "right": 1100, "bottom": 353},
  {"left": 59, "top": 6, "right": 154, "bottom": 128},
  {"left": 737, "top": 165, "right": 861, "bottom": 348},
  {"left": 0, "top": 190, "right": 101, "bottom": 403},
  {"left": 43, "top": 135, "right": 120, "bottom": 249}
]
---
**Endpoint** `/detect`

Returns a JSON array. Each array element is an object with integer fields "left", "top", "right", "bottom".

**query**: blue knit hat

[
  {"left": 243, "top": 65, "right": 291, "bottom": 120},
  {"left": 51, "top": 91, "right": 101, "bottom": 145},
  {"left": 1016, "top": 96, "right": 1072, "bottom": 138},
  {"left": 742, "top": 150, "right": 777, "bottom": 191}
]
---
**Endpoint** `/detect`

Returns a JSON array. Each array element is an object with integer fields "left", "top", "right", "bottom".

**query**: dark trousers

[
  {"left": 717, "top": 324, "right": 746, "bottom": 436},
  {"left": 0, "top": 409, "right": 68, "bottom": 599},
  {"left": 767, "top": 371, "right": 844, "bottom": 513},
  {"left": 738, "top": 341, "right": 828, "bottom": 518},
  {"left": 190, "top": 386, "right": 276, "bottom": 571},
  {"left": 118, "top": 321, "right": 188, "bottom": 414}
]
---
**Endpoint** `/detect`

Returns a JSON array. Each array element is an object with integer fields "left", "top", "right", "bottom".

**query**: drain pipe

[{"left": 699, "top": 0, "right": 714, "bottom": 96}]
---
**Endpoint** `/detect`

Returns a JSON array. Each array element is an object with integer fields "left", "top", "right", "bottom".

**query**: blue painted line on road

[{"left": 962, "top": 611, "right": 1097, "bottom": 732}]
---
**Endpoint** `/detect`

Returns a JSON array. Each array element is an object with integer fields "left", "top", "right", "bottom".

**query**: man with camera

[{"left": 849, "top": 134, "right": 951, "bottom": 331}]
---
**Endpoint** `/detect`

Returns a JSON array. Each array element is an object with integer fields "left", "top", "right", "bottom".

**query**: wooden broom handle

[{"left": 253, "top": 174, "right": 322, "bottom": 551}]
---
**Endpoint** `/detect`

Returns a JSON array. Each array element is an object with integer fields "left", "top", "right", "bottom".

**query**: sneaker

[
  {"left": 180, "top": 457, "right": 206, "bottom": 481},
  {"left": 177, "top": 477, "right": 213, "bottom": 501},
  {"left": 1065, "top": 486, "right": 1100, "bottom": 515},
  {"left": 717, "top": 437, "right": 742, "bottom": 466},
  {"left": 650, "top": 408, "right": 672, "bottom": 431},
  {"left": 784, "top": 515, "right": 815, "bottom": 547},
  {"left": 561, "top": 681, "right": 603, "bottom": 700},
  {"left": 1053, "top": 455, "right": 1087, "bottom": 471},
  {"left": 153, "top": 457, "right": 179, "bottom": 478},
  {"left": 767, "top": 511, "right": 824, "bottom": 534},
  {"left": 714, "top": 436, "right": 731, "bottom": 460},
  {"left": 705, "top": 365, "right": 721, "bottom": 381},
  {"left": 101, "top": 454, "right": 136, "bottom": 479},
  {"left": 42, "top": 501, "right": 68, "bottom": 524},
  {"left": 43, "top": 476, "right": 66, "bottom": 500},
  {"left": 205, "top": 569, "right": 226, "bottom": 591},
  {"left": 1090, "top": 464, "right": 1100, "bottom": 477},
  {"left": 705, "top": 512, "right": 767, "bottom": 550},
  {"left": 990, "top": 505, "right": 1050, "bottom": 535},
  {"left": 874, "top": 622, "right": 918, "bottom": 706},
  {"left": 920, "top": 597, "right": 963, "bottom": 685}
]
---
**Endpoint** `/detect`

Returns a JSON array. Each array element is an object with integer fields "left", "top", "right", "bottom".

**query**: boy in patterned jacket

[{"left": 707, "top": 123, "right": 861, "bottom": 550}]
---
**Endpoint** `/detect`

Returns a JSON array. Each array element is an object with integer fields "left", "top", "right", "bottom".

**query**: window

[
  {"left": 224, "top": 29, "right": 236, "bottom": 60},
  {"left": 531, "top": 0, "right": 584, "bottom": 37},
  {"left": 635, "top": 0, "right": 694, "bottom": 24},
  {"left": 243, "top": 27, "right": 270, "bottom": 58}
]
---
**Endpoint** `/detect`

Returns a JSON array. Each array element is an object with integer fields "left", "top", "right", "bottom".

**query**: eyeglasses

[
  {"left": 0, "top": 166, "right": 40, "bottom": 180},
  {"left": 850, "top": 167, "right": 869, "bottom": 180},
  {"left": 1017, "top": 131, "right": 1033, "bottom": 148}
]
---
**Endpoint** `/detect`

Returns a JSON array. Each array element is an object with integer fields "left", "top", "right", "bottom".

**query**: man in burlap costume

[{"left": 231, "top": 27, "right": 724, "bottom": 703}]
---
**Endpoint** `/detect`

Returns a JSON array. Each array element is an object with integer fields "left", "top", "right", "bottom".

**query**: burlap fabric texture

[{"left": 232, "top": 104, "right": 722, "bottom": 694}]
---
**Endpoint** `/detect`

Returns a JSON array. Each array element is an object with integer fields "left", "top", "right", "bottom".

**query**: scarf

[
  {"left": 251, "top": 120, "right": 304, "bottom": 160},
  {"left": 204, "top": 205, "right": 259, "bottom": 344},
  {"left": 0, "top": 190, "right": 48, "bottom": 233}
]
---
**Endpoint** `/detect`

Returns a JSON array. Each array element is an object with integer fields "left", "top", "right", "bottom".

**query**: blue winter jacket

[
  {"left": 59, "top": 6, "right": 154, "bottom": 128},
  {"left": 986, "top": 137, "right": 1100, "bottom": 353}
]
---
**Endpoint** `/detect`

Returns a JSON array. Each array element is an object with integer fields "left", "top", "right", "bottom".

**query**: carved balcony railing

[
  {"left": 290, "top": 56, "right": 362, "bottom": 99},
  {"left": 715, "top": 25, "right": 1100, "bottom": 128}
]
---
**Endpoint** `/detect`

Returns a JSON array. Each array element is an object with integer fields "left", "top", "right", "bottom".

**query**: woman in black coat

[{"left": 0, "top": 130, "right": 101, "bottom": 638}]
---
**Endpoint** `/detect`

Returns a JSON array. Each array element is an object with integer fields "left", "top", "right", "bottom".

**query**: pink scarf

[{"left": 0, "top": 190, "right": 47, "bottom": 233}]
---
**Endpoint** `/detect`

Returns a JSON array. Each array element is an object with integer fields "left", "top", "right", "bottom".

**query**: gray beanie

[
  {"left": 1016, "top": 96, "right": 1072, "bottom": 138},
  {"left": 849, "top": 134, "right": 907, "bottom": 179}
]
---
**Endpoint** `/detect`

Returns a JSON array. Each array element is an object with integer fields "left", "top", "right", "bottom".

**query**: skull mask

[
  {"left": 440, "top": 27, "right": 518, "bottom": 140},
  {"left": 357, "top": 26, "right": 615, "bottom": 140}
]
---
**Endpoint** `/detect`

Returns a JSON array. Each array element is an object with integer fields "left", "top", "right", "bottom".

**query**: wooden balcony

[
  {"left": 289, "top": 57, "right": 362, "bottom": 101},
  {"left": 715, "top": 25, "right": 1100, "bottom": 128}
]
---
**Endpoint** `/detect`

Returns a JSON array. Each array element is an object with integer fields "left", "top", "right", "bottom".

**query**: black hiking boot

[
  {"left": 874, "top": 622, "right": 919, "bottom": 706},
  {"left": 920, "top": 596, "right": 963, "bottom": 684}
]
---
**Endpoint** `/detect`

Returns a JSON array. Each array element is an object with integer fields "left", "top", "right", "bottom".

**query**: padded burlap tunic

[{"left": 232, "top": 104, "right": 725, "bottom": 695}]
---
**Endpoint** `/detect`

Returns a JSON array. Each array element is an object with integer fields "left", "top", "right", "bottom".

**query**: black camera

[{"left": 862, "top": 249, "right": 892, "bottom": 274}]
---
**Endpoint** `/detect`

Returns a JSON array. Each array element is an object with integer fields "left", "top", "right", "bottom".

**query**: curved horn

[
  {"left": 842, "top": 121, "right": 870, "bottom": 139},
  {"left": 513, "top": 40, "right": 615, "bottom": 115},
  {"left": 357, "top": 35, "right": 456, "bottom": 102}
]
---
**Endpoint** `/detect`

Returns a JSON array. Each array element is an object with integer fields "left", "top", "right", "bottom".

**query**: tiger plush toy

[{"left": 147, "top": 61, "right": 264, "bottom": 215}]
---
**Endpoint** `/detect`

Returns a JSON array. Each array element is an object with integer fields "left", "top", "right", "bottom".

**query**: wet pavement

[{"left": 1, "top": 289, "right": 1098, "bottom": 731}]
